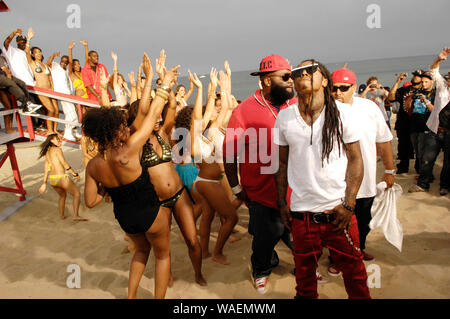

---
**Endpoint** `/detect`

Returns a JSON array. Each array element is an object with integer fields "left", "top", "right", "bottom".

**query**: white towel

[{"left": 369, "top": 182, "right": 403, "bottom": 252}]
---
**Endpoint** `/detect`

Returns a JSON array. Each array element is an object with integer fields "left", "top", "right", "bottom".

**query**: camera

[{"left": 411, "top": 88, "right": 424, "bottom": 100}]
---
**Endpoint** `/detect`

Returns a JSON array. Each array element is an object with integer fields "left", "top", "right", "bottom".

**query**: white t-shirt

[
  {"left": 2, "top": 45, "right": 35, "bottom": 86},
  {"left": 274, "top": 101, "right": 360, "bottom": 212},
  {"left": 348, "top": 97, "right": 393, "bottom": 198},
  {"left": 51, "top": 62, "right": 74, "bottom": 95}
]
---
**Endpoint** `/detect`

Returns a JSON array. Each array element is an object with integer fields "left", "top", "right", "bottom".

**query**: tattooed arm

[
  {"left": 325, "top": 140, "right": 363, "bottom": 232},
  {"left": 275, "top": 144, "right": 291, "bottom": 230}
]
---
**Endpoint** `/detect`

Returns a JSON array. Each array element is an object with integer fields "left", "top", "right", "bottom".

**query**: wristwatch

[{"left": 384, "top": 169, "right": 396, "bottom": 175}]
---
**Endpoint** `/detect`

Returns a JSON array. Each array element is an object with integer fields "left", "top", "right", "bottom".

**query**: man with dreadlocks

[
  {"left": 274, "top": 59, "right": 370, "bottom": 299},
  {"left": 223, "top": 54, "right": 296, "bottom": 294}
]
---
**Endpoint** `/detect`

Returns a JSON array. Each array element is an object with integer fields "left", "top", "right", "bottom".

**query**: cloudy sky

[{"left": 1, "top": 0, "right": 448, "bottom": 75}]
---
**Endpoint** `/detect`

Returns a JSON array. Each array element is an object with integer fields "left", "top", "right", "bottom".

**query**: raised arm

[
  {"left": 68, "top": 41, "right": 75, "bottom": 75},
  {"left": 190, "top": 70, "right": 203, "bottom": 158},
  {"left": 46, "top": 51, "right": 60, "bottom": 68},
  {"left": 184, "top": 75, "right": 194, "bottom": 102},
  {"left": 430, "top": 47, "right": 449, "bottom": 70},
  {"left": 202, "top": 67, "right": 218, "bottom": 131},
  {"left": 25, "top": 28, "right": 34, "bottom": 64},
  {"left": 3, "top": 28, "right": 22, "bottom": 51},
  {"left": 389, "top": 72, "right": 407, "bottom": 102},
  {"left": 136, "top": 63, "right": 143, "bottom": 100},
  {"left": 130, "top": 53, "right": 154, "bottom": 131},
  {"left": 161, "top": 89, "right": 177, "bottom": 136},
  {"left": 80, "top": 40, "right": 89, "bottom": 66},
  {"left": 111, "top": 52, "right": 127, "bottom": 107},
  {"left": 99, "top": 68, "right": 111, "bottom": 108},
  {"left": 128, "top": 72, "right": 137, "bottom": 104},
  {"left": 127, "top": 57, "right": 179, "bottom": 154},
  {"left": 209, "top": 70, "right": 231, "bottom": 131}
]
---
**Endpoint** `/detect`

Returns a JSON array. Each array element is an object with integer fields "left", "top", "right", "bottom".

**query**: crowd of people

[{"left": 1, "top": 27, "right": 449, "bottom": 299}]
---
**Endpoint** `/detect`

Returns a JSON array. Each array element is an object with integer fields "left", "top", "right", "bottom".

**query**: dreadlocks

[{"left": 301, "top": 59, "right": 345, "bottom": 164}]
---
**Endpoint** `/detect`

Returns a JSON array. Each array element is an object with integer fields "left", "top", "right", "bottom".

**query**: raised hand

[
  {"left": 100, "top": 68, "right": 109, "bottom": 88},
  {"left": 128, "top": 72, "right": 136, "bottom": 87},
  {"left": 142, "top": 53, "right": 153, "bottom": 79},
  {"left": 155, "top": 49, "right": 166, "bottom": 79},
  {"left": 163, "top": 65, "right": 181, "bottom": 88},
  {"left": 80, "top": 39, "right": 88, "bottom": 46},
  {"left": 218, "top": 70, "right": 230, "bottom": 93},
  {"left": 188, "top": 70, "right": 202, "bottom": 88},
  {"left": 397, "top": 72, "right": 407, "bottom": 82},
  {"left": 27, "top": 27, "right": 34, "bottom": 40},
  {"left": 68, "top": 41, "right": 75, "bottom": 49},
  {"left": 53, "top": 51, "right": 61, "bottom": 57},
  {"left": 111, "top": 52, "right": 117, "bottom": 61},
  {"left": 209, "top": 67, "right": 218, "bottom": 88},
  {"left": 438, "top": 47, "right": 450, "bottom": 61},
  {"left": 14, "top": 29, "right": 23, "bottom": 36},
  {"left": 224, "top": 60, "right": 231, "bottom": 77}
]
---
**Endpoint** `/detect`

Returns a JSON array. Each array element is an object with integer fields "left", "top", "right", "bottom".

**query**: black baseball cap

[
  {"left": 16, "top": 35, "right": 27, "bottom": 42},
  {"left": 412, "top": 69, "right": 424, "bottom": 77}
]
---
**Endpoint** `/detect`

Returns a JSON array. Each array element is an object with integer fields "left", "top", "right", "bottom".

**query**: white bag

[{"left": 369, "top": 182, "right": 403, "bottom": 252}]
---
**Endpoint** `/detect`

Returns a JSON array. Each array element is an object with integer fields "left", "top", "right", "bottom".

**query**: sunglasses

[
  {"left": 332, "top": 85, "right": 353, "bottom": 92},
  {"left": 291, "top": 64, "right": 319, "bottom": 78},
  {"left": 411, "top": 81, "right": 421, "bottom": 86},
  {"left": 269, "top": 73, "right": 292, "bottom": 82}
]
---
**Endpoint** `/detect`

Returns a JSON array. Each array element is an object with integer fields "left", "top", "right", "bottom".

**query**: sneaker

[
  {"left": 24, "top": 103, "right": 43, "bottom": 114},
  {"left": 408, "top": 185, "right": 427, "bottom": 193},
  {"left": 316, "top": 269, "right": 327, "bottom": 284},
  {"left": 440, "top": 188, "right": 449, "bottom": 196},
  {"left": 254, "top": 276, "right": 269, "bottom": 294},
  {"left": 73, "top": 131, "right": 82, "bottom": 139},
  {"left": 362, "top": 250, "right": 374, "bottom": 261},
  {"left": 327, "top": 264, "right": 341, "bottom": 277}
]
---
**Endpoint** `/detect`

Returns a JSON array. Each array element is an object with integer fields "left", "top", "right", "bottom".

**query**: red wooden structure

[{"left": 0, "top": 1, "right": 9, "bottom": 12}]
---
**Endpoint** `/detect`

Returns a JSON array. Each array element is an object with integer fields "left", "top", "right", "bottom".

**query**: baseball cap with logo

[
  {"left": 331, "top": 68, "right": 357, "bottom": 85},
  {"left": 250, "top": 54, "right": 291, "bottom": 76},
  {"left": 412, "top": 69, "right": 425, "bottom": 77}
]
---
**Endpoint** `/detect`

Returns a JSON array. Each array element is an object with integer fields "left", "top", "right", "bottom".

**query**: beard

[{"left": 269, "top": 84, "right": 294, "bottom": 106}]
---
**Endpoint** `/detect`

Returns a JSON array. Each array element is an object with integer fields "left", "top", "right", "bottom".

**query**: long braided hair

[{"left": 301, "top": 59, "right": 345, "bottom": 164}]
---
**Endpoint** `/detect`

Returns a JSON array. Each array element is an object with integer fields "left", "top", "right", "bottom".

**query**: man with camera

[
  {"left": 406, "top": 71, "right": 436, "bottom": 192},
  {"left": 389, "top": 71, "right": 424, "bottom": 174},
  {"left": 361, "top": 76, "right": 390, "bottom": 125}
]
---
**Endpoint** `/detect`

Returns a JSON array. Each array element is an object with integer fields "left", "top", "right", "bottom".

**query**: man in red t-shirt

[
  {"left": 223, "top": 54, "right": 297, "bottom": 294},
  {"left": 81, "top": 50, "right": 111, "bottom": 102}
]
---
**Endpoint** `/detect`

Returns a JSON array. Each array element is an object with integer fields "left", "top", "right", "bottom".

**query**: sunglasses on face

[
  {"left": 332, "top": 85, "right": 352, "bottom": 92},
  {"left": 269, "top": 73, "right": 292, "bottom": 82},
  {"left": 411, "top": 81, "right": 421, "bottom": 86},
  {"left": 291, "top": 64, "right": 319, "bottom": 79}
]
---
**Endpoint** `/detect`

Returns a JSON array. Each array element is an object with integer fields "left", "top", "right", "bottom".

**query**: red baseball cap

[
  {"left": 250, "top": 54, "right": 291, "bottom": 76},
  {"left": 331, "top": 68, "right": 357, "bottom": 85},
  {"left": 403, "top": 81, "right": 412, "bottom": 87}
]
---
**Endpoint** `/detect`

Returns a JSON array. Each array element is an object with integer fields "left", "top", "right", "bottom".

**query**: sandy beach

[{"left": 0, "top": 119, "right": 449, "bottom": 299}]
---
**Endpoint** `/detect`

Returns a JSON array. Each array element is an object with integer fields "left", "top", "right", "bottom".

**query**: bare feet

[
  {"left": 195, "top": 274, "right": 207, "bottom": 286},
  {"left": 202, "top": 251, "right": 211, "bottom": 259},
  {"left": 212, "top": 253, "right": 230, "bottom": 265},
  {"left": 227, "top": 234, "right": 241, "bottom": 243},
  {"left": 104, "top": 194, "right": 111, "bottom": 203},
  {"left": 60, "top": 215, "right": 67, "bottom": 220},
  {"left": 5, "top": 128, "right": 17, "bottom": 134},
  {"left": 73, "top": 216, "right": 89, "bottom": 221}
]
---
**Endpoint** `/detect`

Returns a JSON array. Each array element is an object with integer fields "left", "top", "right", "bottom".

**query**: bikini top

[
  {"left": 195, "top": 134, "right": 215, "bottom": 162},
  {"left": 141, "top": 132, "right": 172, "bottom": 168},
  {"left": 35, "top": 63, "right": 50, "bottom": 75}
]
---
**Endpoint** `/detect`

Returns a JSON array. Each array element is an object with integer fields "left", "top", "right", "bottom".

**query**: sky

[{"left": 0, "top": 0, "right": 449, "bottom": 76}]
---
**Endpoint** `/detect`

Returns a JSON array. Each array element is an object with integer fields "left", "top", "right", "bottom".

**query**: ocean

[{"left": 1, "top": 54, "right": 449, "bottom": 131}]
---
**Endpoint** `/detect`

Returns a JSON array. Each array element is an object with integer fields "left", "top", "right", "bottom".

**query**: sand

[{"left": 0, "top": 121, "right": 449, "bottom": 299}]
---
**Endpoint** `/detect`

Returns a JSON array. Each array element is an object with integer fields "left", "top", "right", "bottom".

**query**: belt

[
  {"left": 437, "top": 126, "right": 450, "bottom": 133},
  {"left": 290, "top": 211, "right": 335, "bottom": 224}
]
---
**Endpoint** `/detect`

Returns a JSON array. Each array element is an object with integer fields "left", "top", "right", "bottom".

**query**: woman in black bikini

[
  {"left": 131, "top": 50, "right": 206, "bottom": 286},
  {"left": 83, "top": 53, "right": 179, "bottom": 299}
]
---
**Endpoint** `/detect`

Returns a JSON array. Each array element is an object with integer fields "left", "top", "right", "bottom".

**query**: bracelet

[
  {"left": 113, "top": 68, "right": 118, "bottom": 72},
  {"left": 65, "top": 166, "right": 72, "bottom": 171},
  {"left": 156, "top": 88, "right": 169, "bottom": 97},
  {"left": 160, "top": 84, "right": 170, "bottom": 93},
  {"left": 155, "top": 92, "right": 169, "bottom": 101},
  {"left": 384, "top": 169, "right": 396, "bottom": 175},
  {"left": 342, "top": 201, "right": 355, "bottom": 213},
  {"left": 73, "top": 172, "right": 79, "bottom": 177},
  {"left": 231, "top": 184, "right": 242, "bottom": 195}
]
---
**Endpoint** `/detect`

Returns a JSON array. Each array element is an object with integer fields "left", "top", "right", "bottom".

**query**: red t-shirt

[
  {"left": 81, "top": 63, "right": 111, "bottom": 101},
  {"left": 223, "top": 89, "right": 297, "bottom": 209}
]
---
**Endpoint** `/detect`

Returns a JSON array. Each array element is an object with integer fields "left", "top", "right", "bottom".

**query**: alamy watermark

[
  {"left": 366, "top": 263, "right": 381, "bottom": 288},
  {"left": 66, "top": 4, "right": 81, "bottom": 29},
  {"left": 366, "top": 4, "right": 381, "bottom": 29},
  {"left": 66, "top": 264, "right": 81, "bottom": 288}
]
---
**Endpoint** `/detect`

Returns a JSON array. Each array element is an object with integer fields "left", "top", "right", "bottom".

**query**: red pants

[{"left": 291, "top": 214, "right": 371, "bottom": 299}]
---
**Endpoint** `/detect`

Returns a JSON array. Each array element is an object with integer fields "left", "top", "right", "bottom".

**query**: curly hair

[
  {"left": 174, "top": 105, "right": 193, "bottom": 134},
  {"left": 82, "top": 108, "right": 126, "bottom": 154}
]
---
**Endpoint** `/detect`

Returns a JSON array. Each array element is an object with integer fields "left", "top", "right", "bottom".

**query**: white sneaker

[
  {"left": 24, "top": 103, "right": 43, "bottom": 114},
  {"left": 254, "top": 276, "right": 269, "bottom": 294},
  {"left": 63, "top": 132, "right": 77, "bottom": 142},
  {"left": 72, "top": 131, "right": 82, "bottom": 139},
  {"left": 316, "top": 269, "right": 328, "bottom": 284}
]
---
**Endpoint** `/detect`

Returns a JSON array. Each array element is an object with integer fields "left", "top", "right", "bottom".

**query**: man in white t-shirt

[
  {"left": 2, "top": 28, "right": 35, "bottom": 86},
  {"left": 274, "top": 60, "right": 370, "bottom": 299},
  {"left": 329, "top": 68, "right": 395, "bottom": 274}
]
